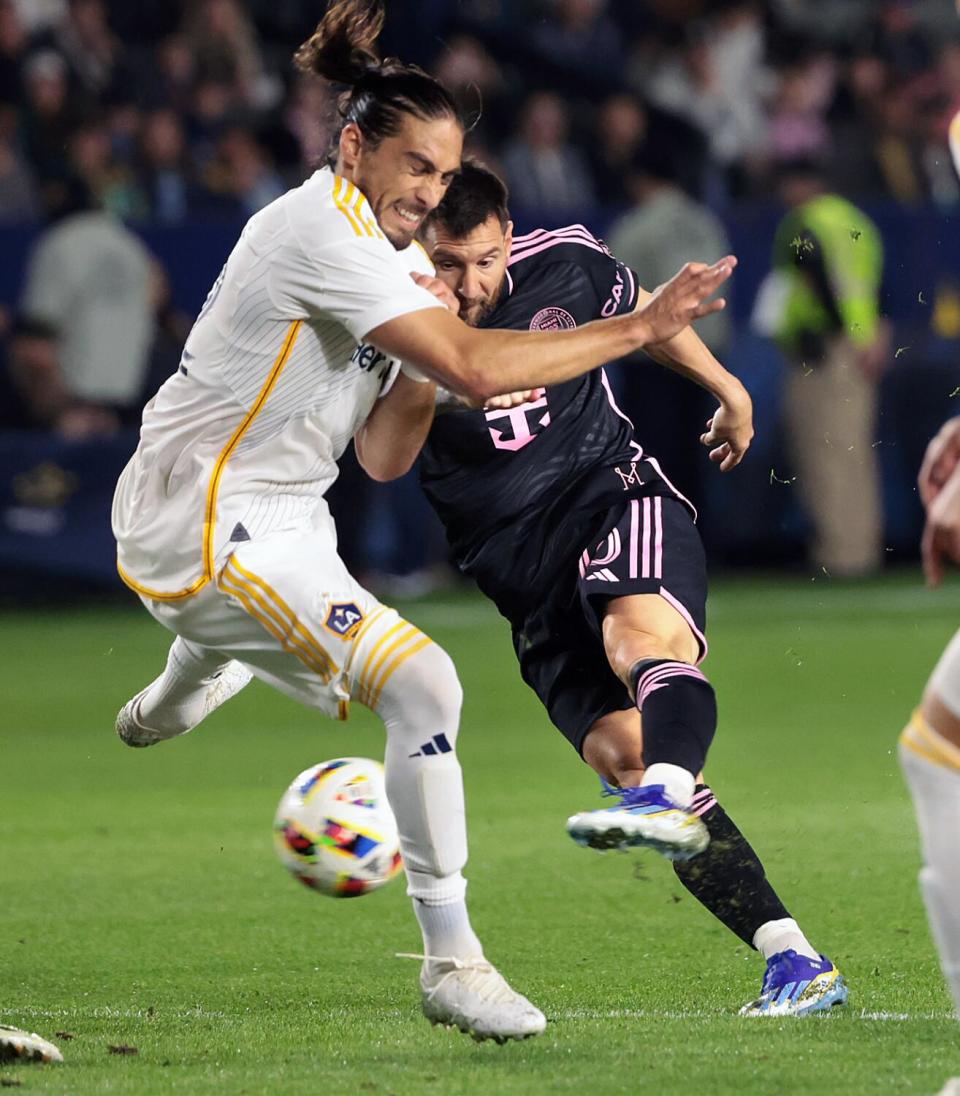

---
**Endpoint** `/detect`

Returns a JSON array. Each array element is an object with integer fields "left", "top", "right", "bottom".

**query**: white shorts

[
  {"left": 141, "top": 517, "right": 432, "bottom": 721},
  {"left": 928, "top": 629, "right": 960, "bottom": 721}
]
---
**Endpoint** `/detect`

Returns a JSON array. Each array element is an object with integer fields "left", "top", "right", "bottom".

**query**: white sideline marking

[{"left": 2, "top": 1006, "right": 227, "bottom": 1021}]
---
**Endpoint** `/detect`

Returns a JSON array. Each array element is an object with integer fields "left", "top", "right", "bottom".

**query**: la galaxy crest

[{"left": 324, "top": 602, "right": 364, "bottom": 639}]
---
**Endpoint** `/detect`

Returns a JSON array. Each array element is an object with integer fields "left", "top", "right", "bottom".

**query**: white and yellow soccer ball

[{"left": 273, "top": 758, "right": 402, "bottom": 898}]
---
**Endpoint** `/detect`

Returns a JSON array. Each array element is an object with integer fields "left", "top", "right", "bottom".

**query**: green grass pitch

[{"left": 2, "top": 574, "right": 960, "bottom": 1094}]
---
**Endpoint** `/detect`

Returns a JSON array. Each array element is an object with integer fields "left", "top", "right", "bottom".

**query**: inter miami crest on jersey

[{"left": 420, "top": 225, "right": 692, "bottom": 620}]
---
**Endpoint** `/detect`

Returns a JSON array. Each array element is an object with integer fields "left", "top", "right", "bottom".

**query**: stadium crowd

[{"left": 0, "top": 0, "right": 958, "bottom": 225}]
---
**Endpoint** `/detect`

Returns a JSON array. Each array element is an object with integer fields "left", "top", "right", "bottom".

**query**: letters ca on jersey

[{"left": 113, "top": 168, "right": 442, "bottom": 599}]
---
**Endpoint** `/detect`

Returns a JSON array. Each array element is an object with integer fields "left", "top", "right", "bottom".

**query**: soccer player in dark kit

[{"left": 416, "top": 161, "right": 847, "bottom": 1016}]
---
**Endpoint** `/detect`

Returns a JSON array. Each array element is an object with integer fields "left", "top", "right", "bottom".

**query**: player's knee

[
  {"left": 603, "top": 622, "right": 696, "bottom": 685},
  {"left": 378, "top": 639, "right": 463, "bottom": 740}
]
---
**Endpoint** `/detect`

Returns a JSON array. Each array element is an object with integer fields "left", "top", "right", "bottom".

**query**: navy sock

[
  {"left": 673, "top": 785, "right": 791, "bottom": 947},
  {"left": 629, "top": 658, "right": 717, "bottom": 776}
]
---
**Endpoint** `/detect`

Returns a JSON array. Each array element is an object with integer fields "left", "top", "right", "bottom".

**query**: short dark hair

[
  {"left": 295, "top": 0, "right": 463, "bottom": 166},
  {"left": 423, "top": 160, "right": 510, "bottom": 238}
]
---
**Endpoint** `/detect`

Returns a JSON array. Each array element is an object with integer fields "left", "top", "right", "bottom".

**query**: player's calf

[{"left": 365, "top": 622, "right": 547, "bottom": 1038}]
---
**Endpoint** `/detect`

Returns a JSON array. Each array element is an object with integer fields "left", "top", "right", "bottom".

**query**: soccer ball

[{"left": 273, "top": 757, "right": 403, "bottom": 898}]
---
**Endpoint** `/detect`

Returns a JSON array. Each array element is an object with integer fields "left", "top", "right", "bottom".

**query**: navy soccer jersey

[{"left": 420, "top": 224, "right": 692, "bottom": 621}]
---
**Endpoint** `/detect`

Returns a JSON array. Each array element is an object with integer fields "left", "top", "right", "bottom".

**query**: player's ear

[
  {"left": 339, "top": 123, "right": 363, "bottom": 171},
  {"left": 503, "top": 219, "right": 514, "bottom": 252}
]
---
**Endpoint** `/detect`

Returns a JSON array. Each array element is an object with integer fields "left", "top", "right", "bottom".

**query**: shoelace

[
  {"left": 599, "top": 783, "right": 668, "bottom": 807},
  {"left": 395, "top": 953, "right": 521, "bottom": 1007}
]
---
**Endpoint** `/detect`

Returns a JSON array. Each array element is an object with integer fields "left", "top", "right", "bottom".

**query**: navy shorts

[{"left": 511, "top": 495, "right": 708, "bottom": 756}]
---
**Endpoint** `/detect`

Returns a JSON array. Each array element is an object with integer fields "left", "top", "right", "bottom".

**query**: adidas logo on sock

[{"left": 409, "top": 733, "right": 452, "bottom": 757}]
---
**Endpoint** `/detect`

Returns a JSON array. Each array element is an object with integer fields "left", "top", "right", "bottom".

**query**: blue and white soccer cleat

[
  {"left": 739, "top": 950, "right": 848, "bottom": 1017},
  {"left": 565, "top": 784, "right": 710, "bottom": 861}
]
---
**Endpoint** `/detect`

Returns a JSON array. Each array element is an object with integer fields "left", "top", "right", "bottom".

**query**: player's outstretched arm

[
  {"left": 919, "top": 416, "right": 960, "bottom": 508},
  {"left": 366, "top": 257, "right": 736, "bottom": 405},
  {"left": 631, "top": 283, "right": 753, "bottom": 472},
  {"left": 922, "top": 460, "right": 960, "bottom": 587}
]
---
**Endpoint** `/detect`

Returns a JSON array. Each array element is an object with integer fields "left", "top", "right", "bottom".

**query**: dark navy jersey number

[{"left": 420, "top": 224, "right": 689, "bottom": 620}]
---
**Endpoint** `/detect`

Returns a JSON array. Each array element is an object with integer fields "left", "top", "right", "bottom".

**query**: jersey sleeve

[
  {"left": 271, "top": 232, "right": 444, "bottom": 340},
  {"left": 585, "top": 248, "right": 640, "bottom": 319}
]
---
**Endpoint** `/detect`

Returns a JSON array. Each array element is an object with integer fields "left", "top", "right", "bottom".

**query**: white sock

[
  {"left": 900, "top": 721, "right": 960, "bottom": 1016},
  {"left": 413, "top": 897, "right": 484, "bottom": 968},
  {"left": 642, "top": 763, "right": 695, "bottom": 806},
  {"left": 753, "top": 917, "right": 820, "bottom": 962},
  {"left": 136, "top": 638, "right": 228, "bottom": 734}
]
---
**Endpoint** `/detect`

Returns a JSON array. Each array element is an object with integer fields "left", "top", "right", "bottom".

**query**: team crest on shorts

[
  {"left": 530, "top": 306, "right": 576, "bottom": 331},
  {"left": 324, "top": 602, "right": 364, "bottom": 639}
]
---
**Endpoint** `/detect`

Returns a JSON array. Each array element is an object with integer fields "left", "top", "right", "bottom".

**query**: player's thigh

[
  {"left": 923, "top": 629, "right": 960, "bottom": 749},
  {"left": 602, "top": 593, "right": 699, "bottom": 684},
  {"left": 149, "top": 527, "right": 440, "bottom": 720},
  {"left": 577, "top": 496, "right": 708, "bottom": 686}
]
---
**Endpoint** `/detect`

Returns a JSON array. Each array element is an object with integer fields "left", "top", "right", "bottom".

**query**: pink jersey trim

[
  {"left": 629, "top": 498, "right": 639, "bottom": 579},
  {"left": 653, "top": 495, "right": 663, "bottom": 580},
  {"left": 508, "top": 232, "right": 607, "bottom": 266},
  {"left": 641, "top": 497, "right": 651, "bottom": 577},
  {"left": 659, "top": 587, "right": 708, "bottom": 664}
]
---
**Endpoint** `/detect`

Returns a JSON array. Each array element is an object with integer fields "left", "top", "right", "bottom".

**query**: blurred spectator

[
  {"left": 0, "top": 107, "right": 36, "bottom": 219},
  {"left": 529, "top": 0, "right": 624, "bottom": 94},
  {"left": 432, "top": 34, "right": 512, "bottom": 152},
  {"left": 19, "top": 49, "right": 78, "bottom": 181},
  {"left": 767, "top": 55, "right": 836, "bottom": 168},
  {"left": 590, "top": 94, "right": 647, "bottom": 209},
  {"left": 182, "top": 0, "right": 279, "bottom": 112},
  {"left": 501, "top": 91, "right": 595, "bottom": 217},
  {"left": 133, "top": 108, "right": 195, "bottom": 223},
  {"left": 206, "top": 125, "right": 284, "bottom": 216},
  {"left": 763, "top": 161, "right": 888, "bottom": 576},
  {"left": 639, "top": 8, "right": 769, "bottom": 195},
  {"left": 53, "top": 0, "right": 124, "bottom": 104},
  {"left": 608, "top": 144, "right": 732, "bottom": 503},
  {"left": 8, "top": 176, "right": 155, "bottom": 438},
  {"left": 67, "top": 119, "right": 142, "bottom": 218},
  {"left": 0, "top": 0, "right": 27, "bottom": 105}
]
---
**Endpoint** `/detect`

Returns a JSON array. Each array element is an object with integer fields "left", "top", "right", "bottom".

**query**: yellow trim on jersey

[
  {"left": 220, "top": 557, "right": 338, "bottom": 682},
  {"left": 117, "top": 320, "right": 302, "bottom": 601},
  {"left": 202, "top": 321, "right": 302, "bottom": 576},
  {"left": 367, "top": 635, "right": 432, "bottom": 710},
  {"left": 900, "top": 709, "right": 960, "bottom": 774},
  {"left": 116, "top": 560, "right": 210, "bottom": 602},
  {"left": 412, "top": 239, "right": 432, "bottom": 265},
  {"left": 332, "top": 175, "right": 384, "bottom": 239},
  {"left": 332, "top": 175, "right": 365, "bottom": 236}
]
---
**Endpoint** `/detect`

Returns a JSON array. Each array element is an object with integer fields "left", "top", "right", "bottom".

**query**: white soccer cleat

[
  {"left": 0, "top": 1025, "right": 63, "bottom": 1064},
  {"left": 116, "top": 660, "right": 252, "bottom": 747},
  {"left": 419, "top": 957, "right": 546, "bottom": 1043},
  {"left": 566, "top": 784, "right": 709, "bottom": 861}
]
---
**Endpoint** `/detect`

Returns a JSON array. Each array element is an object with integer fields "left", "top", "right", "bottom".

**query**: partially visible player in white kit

[
  {"left": 898, "top": 48, "right": 960, "bottom": 1068},
  {"left": 112, "top": 0, "right": 738, "bottom": 1043}
]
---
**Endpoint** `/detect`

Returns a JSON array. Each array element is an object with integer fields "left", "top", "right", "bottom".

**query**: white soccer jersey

[{"left": 112, "top": 167, "right": 442, "bottom": 600}]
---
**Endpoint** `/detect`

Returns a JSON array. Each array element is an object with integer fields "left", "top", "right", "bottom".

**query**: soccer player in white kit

[
  {"left": 111, "top": 0, "right": 738, "bottom": 1042},
  {"left": 899, "top": 52, "right": 960, "bottom": 1075}
]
